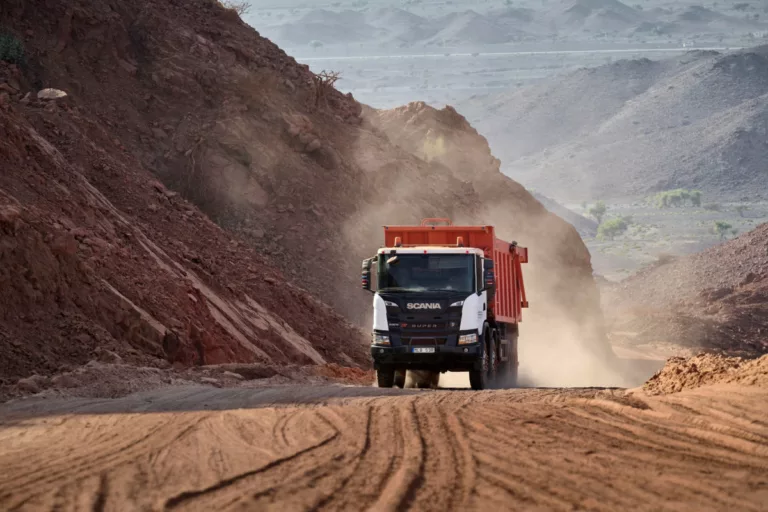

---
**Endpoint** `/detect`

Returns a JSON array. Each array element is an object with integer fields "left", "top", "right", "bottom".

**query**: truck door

[{"left": 476, "top": 255, "right": 487, "bottom": 322}]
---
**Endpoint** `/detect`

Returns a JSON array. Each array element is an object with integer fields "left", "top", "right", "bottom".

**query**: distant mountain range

[
  {"left": 256, "top": 1, "right": 767, "bottom": 47},
  {"left": 459, "top": 45, "right": 768, "bottom": 201}
]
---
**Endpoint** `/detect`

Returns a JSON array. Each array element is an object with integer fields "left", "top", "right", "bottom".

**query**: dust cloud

[
  {"left": 517, "top": 309, "right": 630, "bottom": 388},
  {"left": 341, "top": 106, "right": 649, "bottom": 389}
]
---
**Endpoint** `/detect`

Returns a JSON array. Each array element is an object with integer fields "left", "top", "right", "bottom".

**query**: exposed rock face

[
  {"left": 0, "top": 0, "right": 611, "bottom": 380},
  {"left": 604, "top": 223, "right": 768, "bottom": 356},
  {"left": 0, "top": 101, "right": 370, "bottom": 381}
]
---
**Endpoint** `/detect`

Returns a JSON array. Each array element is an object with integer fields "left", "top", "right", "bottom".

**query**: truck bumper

[{"left": 371, "top": 344, "right": 482, "bottom": 372}]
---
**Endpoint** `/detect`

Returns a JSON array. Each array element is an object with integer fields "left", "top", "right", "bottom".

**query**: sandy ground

[{"left": 1, "top": 382, "right": 767, "bottom": 511}]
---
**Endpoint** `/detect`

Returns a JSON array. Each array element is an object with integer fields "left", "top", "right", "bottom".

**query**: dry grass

[{"left": 218, "top": 0, "right": 251, "bottom": 17}]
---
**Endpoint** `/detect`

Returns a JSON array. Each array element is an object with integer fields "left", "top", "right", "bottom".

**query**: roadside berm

[{"left": 644, "top": 353, "right": 768, "bottom": 395}]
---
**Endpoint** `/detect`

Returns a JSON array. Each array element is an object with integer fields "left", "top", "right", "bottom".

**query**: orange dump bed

[{"left": 383, "top": 219, "right": 528, "bottom": 325}]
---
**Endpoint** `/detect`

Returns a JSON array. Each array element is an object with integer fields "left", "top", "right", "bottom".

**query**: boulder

[{"left": 37, "top": 88, "right": 68, "bottom": 100}]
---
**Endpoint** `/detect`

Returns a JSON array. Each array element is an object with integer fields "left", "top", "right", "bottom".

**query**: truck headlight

[
  {"left": 458, "top": 333, "right": 478, "bottom": 345},
  {"left": 372, "top": 333, "right": 391, "bottom": 346},
  {"left": 450, "top": 300, "right": 465, "bottom": 307}
]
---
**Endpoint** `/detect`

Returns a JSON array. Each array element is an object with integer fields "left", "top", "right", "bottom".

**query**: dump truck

[{"left": 361, "top": 218, "right": 528, "bottom": 390}]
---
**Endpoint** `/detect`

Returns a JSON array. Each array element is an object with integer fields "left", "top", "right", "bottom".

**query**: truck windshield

[{"left": 377, "top": 254, "right": 474, "bottom": 293}]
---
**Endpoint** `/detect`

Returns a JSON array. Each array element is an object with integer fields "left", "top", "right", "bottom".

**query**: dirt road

[{"left": 1, "top": 384, "right": 767, "bottom": 511}]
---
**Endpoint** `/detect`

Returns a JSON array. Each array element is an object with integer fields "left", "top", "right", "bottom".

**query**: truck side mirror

[{"left": 361, "top": 257, "right": 375, "bottom": 293}]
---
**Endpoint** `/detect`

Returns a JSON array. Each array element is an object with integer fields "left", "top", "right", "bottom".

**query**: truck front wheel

[
  {"left": 377, "top": 367, "right": 396, "bottom": 388},
  {"left": 470, "top": 328, "right": 496, "bottom": 390}
]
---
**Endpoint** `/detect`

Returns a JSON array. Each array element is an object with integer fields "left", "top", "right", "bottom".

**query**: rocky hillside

[
  {"left": 603, "top": 222, "right": 768, "bottom": 357},
  {"left": 460, "top": 46, "right": 768, "bottom": 201},
  {"left": 0, "top": 0, "right": 610, "bottom": 380},
  {"left": 0, "top": 87, "right": 370, "bottom": 381}
]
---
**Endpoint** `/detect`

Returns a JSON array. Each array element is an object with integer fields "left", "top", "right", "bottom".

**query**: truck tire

[
  {"left": 469, "top": 367, "right": 485, "bottom": 390},
  {"left": 470, "top": 327, "right": 495, "bottom": 390},
  {"left": 487, "top": 335, "right": 499, "bottom": 388},
  {"left": 377, "top": 367, "right": 395, "bottom": 388},
  {"left": 497, "top": 330, "right": 519, "bottom": 388},
  {"left": 394, "top": 369, "right": 406, "bottom": 389}
]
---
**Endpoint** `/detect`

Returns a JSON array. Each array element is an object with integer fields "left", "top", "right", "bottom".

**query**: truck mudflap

[{"left": 371, "top": 344, "right": 483, "bottom": 372}]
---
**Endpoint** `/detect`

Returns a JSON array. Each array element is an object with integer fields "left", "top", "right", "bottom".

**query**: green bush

[
  {"left": 588, "top": 200, "right": 607, "bottom": 224},
  {"left": 597, "top": 216, "right": 631, "bottom": 241},
  {"left": 713, "top": 221, "right": 732, "bottom": 239},
  {"left": 690, "top": 190, "right": 702, "bottom": 207},
  {"left": 0, "top": 32, "right": 25, "bottom": 65},
  {"left": 652, "top": 189, "right": 702, "bottom": 208}
]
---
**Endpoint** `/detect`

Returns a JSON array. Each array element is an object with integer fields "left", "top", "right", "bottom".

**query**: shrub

[
  {"left": 690, "top": 190, "right": 702, "bottom": 206},
  {"left": 0, "top": 32, "right": 25, "bottom": 65},
  {"left": 652, "top": 188, "right": 703, "bottom": 208},
  {"left": 713, "top": 221, "right": 732, "bottom": 239},
  {"left": 310, "top": 70, "right": 341, "bottom": 109},
  {"left": 588, "top": 200, "right": 607, "bottom": 224},
  {"left": 597, "top": 216, "right": 631, "bottom": 241},
  {"left": 218, "top": 1, "right": 250, "bottom": 16},
  {"left": 735, "top": 205, "right": 749, "bottom": 217}
]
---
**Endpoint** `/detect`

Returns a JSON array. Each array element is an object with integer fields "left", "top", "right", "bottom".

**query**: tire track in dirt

[
  {"left": 165, "top": 410, "right": 344, "bottom": 510},
  {"left": 2, "top": 415, "right": 206, "bottom": 510},
  {"left": 369, "top": 399, "right": 427, "bottom": 512},
  {"left": 1, "top": 385, "right": 767, "bottom": 511},
  {"left": 312, "top": 403, "right": 404, "bottom": 511}
]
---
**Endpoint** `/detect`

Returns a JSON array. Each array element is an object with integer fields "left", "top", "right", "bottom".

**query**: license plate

[{"left": 412, "top": 347, "right": 435, "bottom": 354}]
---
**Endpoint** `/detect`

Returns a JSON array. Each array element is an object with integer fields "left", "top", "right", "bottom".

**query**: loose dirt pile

[
  {"left": 605, "top": 222, "right": 768, "bottom": 356},
  {"left": 644, "top": 353, "right": 768, "bottom": 395},
  {"left": 1, "top": 0, "right": 608, "bottom": 384}
]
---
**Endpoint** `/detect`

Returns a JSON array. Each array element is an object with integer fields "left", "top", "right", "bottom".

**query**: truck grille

[
  {"left": 404, "top": 337, "right": 447, "bottom": 346},
  {"left": 401, "top": 322, "right": 446, "bottom": 330}
]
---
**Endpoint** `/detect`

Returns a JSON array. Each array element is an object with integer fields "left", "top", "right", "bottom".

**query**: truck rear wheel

[
  {"left": 497, "top": 330, "right": 519, "bottom": 388},
  {"left": 377, "top": 367, "right": 395, "bottom": 388}
]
